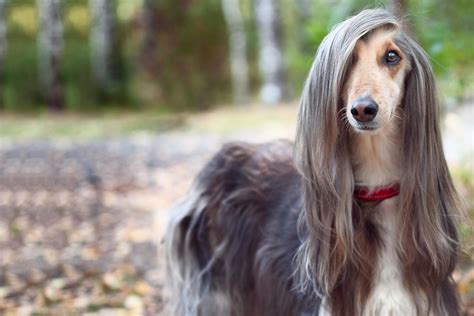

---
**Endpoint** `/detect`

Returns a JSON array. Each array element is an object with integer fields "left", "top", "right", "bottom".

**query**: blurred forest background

[
  {"left": 0, "top": 0, "right": 473, "bottom": 314},
  {"left": 0, "top": 0, "right": 472, "bottom": 112}
]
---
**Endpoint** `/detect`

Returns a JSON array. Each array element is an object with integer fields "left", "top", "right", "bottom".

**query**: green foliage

[
  {"left": 4, "top": 39, "right": 40, "bottom": 111},
  {"left": 410, "top": 0, "right": 474, "bottom": 100},
  {"left": 150, "top": 0, "right": 231, "bottom": 111},
  {"left": 2, "top": 0, "right": 132, "bottom": 112},
  {"left": 285, "top": 0, "right": 473, "bottom": 100},
  {"left": 61, "top": 2, "right": 93, "bottom": 110},
  {"left": 0, "top": 0, "right": 472, "bottom": 112},
  {"left": 284, "top": 0, "right": 374, "bottom": 95},
  {"left": 61, "top": 0, "right": 131, "bottom": 110},
  {"left": 240, "top": 0, "right": 261, "bottom": 97}
]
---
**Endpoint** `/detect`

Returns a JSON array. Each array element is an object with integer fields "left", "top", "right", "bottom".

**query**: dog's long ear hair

[
  {"left": 397, "top": 30, "right": 462, "bottom": 312},
  {"left": 294, "top": 8, "right": 462, "bottom": 311}
]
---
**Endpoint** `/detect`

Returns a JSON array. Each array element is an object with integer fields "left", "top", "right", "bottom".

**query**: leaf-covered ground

[{"left": 0, "top": 104, "right": 472, "bottom": 315}]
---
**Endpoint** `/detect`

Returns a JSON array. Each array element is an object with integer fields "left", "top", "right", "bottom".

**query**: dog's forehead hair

[{"left": 354, "top": 28, "right": 401, "bottom": 58}]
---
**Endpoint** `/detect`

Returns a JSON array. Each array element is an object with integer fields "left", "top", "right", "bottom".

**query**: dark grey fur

[{"left": 166, "top": 8, "right": 463, "bottom": 316}]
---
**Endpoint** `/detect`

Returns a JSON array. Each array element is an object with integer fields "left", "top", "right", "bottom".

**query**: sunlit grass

[
  {"left": 186, "top": 103, "right": 298, "bottom": 134},
  {"left": 0, "top": 103, "right": 298, "bottom": 140},
  {"left": 0, "top": 111, "right": 184, "bottom": 140}
]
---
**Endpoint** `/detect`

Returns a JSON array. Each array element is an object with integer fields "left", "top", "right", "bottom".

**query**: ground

[{"left": 0, "top": 104, "right": 472, "bottom": 315}]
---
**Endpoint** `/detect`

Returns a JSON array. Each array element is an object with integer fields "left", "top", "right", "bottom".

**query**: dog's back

[{"left": 166, "top": 140, "right": 318, "bottom": 316}]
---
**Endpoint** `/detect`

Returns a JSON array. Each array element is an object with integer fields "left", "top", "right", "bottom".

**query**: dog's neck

[
  {"left": 349, "top": 125, "right": 402, "bottom": 189},
  {"left": 347, "top": 124, "right": 424, "bottom": 315}
]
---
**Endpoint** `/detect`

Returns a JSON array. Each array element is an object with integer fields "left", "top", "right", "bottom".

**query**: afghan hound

[{"left": 166, "top": 9, "right": 463, "bottom": 316}]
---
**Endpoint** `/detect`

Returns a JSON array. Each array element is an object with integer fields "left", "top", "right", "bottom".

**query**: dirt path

[
  {"left": 0, "top": 103, "right": 472, "bottom": 314},
  {"left": 0, "top": 123, "right": 295, "bottom": 314}
]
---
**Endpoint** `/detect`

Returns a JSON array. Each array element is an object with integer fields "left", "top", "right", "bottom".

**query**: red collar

[{"left": 354, "top": 184, "right": 400, "bottom": 202}]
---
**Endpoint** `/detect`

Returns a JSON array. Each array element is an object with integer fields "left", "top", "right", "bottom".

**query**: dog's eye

[{"left": 384, "top": 50, "right": 401, "bottom": 66}]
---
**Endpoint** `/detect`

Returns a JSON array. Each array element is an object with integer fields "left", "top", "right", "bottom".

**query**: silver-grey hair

[{"left": 294, "top": 8, "right": 462, "bottom": 314}]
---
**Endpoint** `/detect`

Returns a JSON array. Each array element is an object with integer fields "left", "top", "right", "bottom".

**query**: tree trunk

[
  {"left": 391, "top": 0, "right": 409, "bottom": 32},
  {"left": 0, "top": 0, "right": 8, "bottom": 108},
  {"left": 140, "top": 0, "right": 159, "bottom": 76},
  {"left": 254, "top": 0, "right": 285, "bottom": 105},
  {"left": 89, "top": 0, "right": 116, "bottom": 88},
  {"left": 391, "top": 0, "right": 406, "bottom": 19},
  {"left": 37, "top": 0, "right": 64, "bottom": 111},
  {"left": 222, "top": 0, "right": 249, "bottom": 105},
  {"left": 295, "top": 0, "right": 312, "bottom": 47},
  {"left": 295, "top": 0, "right": 312, "bottom": 21}
]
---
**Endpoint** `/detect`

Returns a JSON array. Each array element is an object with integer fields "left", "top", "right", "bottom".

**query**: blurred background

[{"left": 0, "top": 0, "right": 472, "bottom": 314}]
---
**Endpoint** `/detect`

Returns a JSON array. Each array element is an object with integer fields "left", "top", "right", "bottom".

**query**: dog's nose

[{"left": 350, "top": 97, "right": 378, "bottom": 122}]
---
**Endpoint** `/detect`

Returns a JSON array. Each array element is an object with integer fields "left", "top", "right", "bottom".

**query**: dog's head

[
  {"left": 296, "top": 9, "right": 439, "bottom": 145},
  {"left": 343, "top": 28, "right": 411, "bottom": 133}
]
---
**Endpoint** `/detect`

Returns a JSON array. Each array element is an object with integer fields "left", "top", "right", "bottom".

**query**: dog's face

[{"left": 344, "top": 28, "right": 411, "bottom": 133}]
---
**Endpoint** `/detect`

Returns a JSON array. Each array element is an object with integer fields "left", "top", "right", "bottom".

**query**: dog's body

[
  {"left": 167, "top": 9, "right": 462, "bottom": 316},
  {"left": 168, "top": 140, "right": 311, "bottom": 315}
]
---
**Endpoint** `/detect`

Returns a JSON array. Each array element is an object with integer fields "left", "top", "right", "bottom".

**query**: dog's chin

[{"left": 350, "top": 122, "right": 381, "bottom": 134}]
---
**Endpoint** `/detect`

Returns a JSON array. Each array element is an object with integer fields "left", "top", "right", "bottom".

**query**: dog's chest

[
  {"left": 317, "top": 198, "right": 421, "bottom": 316},
  {"left": 363, "top": 197, "right": 418, "bottom": 316}
]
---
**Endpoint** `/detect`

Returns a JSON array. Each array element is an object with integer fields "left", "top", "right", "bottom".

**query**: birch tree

[
  {"left": 0, "top": 0, "right": 7, "bottom": 107},
  {"left": 391, "top": 0, "right": 406, "bottom": 19},
  {"left": 89, "top": 0, "right": 116, "bottom": 88},
  {"left": 254, "top": 0, "right": 285, "bottom": 105},
  {"left": 295, "top": 0, "right": 312, "bottom": 24},
  {"left": 293, "top": 0, "right": 313, "bottom": 56},
  {"left": 222, "top": 0, "right": 249, "bottom": 105},
  {"left": 37, "top": 0, "right": 64, "bottom": 111}
]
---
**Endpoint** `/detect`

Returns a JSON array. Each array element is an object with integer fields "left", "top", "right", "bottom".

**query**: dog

[{"left": 166, "top": 9, "right": 463, "bottom": 316}]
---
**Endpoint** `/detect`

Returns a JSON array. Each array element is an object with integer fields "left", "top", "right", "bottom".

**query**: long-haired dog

[{"left": 166, "top": 9, "right": 463, "bottom": 316}]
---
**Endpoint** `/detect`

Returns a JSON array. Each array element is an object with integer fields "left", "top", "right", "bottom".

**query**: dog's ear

[
  {"left": 399, "top": 36, "right": 460, "bottom": 242},
  {"left": 398, "top": 35, "right": 462, "bottom": 312},
  {"left": 400, "top": 37, "right": 439, "bottom": 171}
]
